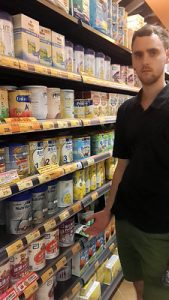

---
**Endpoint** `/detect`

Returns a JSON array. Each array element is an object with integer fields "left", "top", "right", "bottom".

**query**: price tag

[
  {"left": 23, "top": 281, "right": 39, "bottom": 299},
  {"left": 15, "top": 272, "right": 39, "bottom": 295},
  {"left": 95, "top": 261, "right": 99, "bottom": 270},
  {"left": 41, "top": 268, "right": 54, "bottom": 284},
  {"left": 6, "top": 240, "right": 24, "bottom": 257},
  {"left": 56, "top": 256, "right": 67, "bottom": 271},
  {"left": 0, "top": 124, "right": 12, "bottom": 134},
  {"left": 19, "top": 60, "right": 29, "bottom": 71},
  {"left": 39, "top": 174, "right": 52, "bottom": 184},
  {"left": 59, "top": 210, "right": 70, "bottom": 222},
  {"left": 72, "top": 282, "right": 81, "bottom": 296},
  {"left": 17, "top": 179, "right": 33, "bottom": 191},
  {"left": 67, "top": 72, "right": 81, "bottom": 81},
  {"left": 69, "top": 119, "right": 81, "bottom": 127},
  {"left": 86, "top": 157, "right": 95, "bottom": 167},
  {"left": 0, "top": 186, "right": 12, "bottom": 198},
  {"left": 91, "top": 191, "right": 98, "bottom": 202},
  {"left": 42, "top": 121, "right": 54, "bottom": 130},
  {"left": 71, "top": 243, "right": 81, "bottom": 255},
  {"left": 25, "top": 230, "right": 41, "bottom": 244},
  {"left": 82, "top": 119, "right": 91, "bottom": 126},
  {"left": 57, "top": 120, "right": 68, "bottom": 128},
  {"left": 72, "top": 202, "right": 82, "bottom": 214},
  {"left": 32, "top": 122, "right": 41, "bottom": 131},
  {"left": 44, "top": 219, "right": 56, "bottom": 232},
  {"left": 35, "top": 64, "right": 47, "bottom": 75},
  {"left": 19, "top": 122, "right": 33, "bottom": 132},
  {"left": 0, "top": 55, "right": 19, "bottom": 69},
  {"left": 47, "top": 68, "right": 52, "bottom": 75}
]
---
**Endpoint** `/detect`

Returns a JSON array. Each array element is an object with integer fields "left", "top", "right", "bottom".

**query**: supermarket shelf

[
  {"left": 101, "top": 271, "right": 124, "bottom": 300},
  {"left": 0, "top": 151, "right": 112, "bottom": 201},
  {"left": 0, "top": 0, "right": 131, "bottom": 65},
  {"left": 0, "top": 181, "right": 112, "bottom": 263},
  {"left": 0, "top": 117, "right": 116, "bottom": 136},
  {"left": 54, "top": 276, "right": 83, "bottom": 300},
  {"left": 82, "top": 235, "right": 117, "bottom": 284}
]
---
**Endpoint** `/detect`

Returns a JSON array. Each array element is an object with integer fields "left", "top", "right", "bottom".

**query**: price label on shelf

[
  {"left": 0, "top": 186, "right": 12, "bottom": 198},
  {"left": 11, "top": 123, "right": 20, "bottom": 133},
  {"left": 71, "top": 243, "right": 81, "bottom": 255},
  {"left": 81, "top": 119, "right": 91, "bottom": 126},
  {"left": 56, "top": 256, "right": 67, "bottom": 271},
  {"left": 0, "top": 55, "right": 19, "bottom": 69},
  {"left": 32, "top": 122, "right": 41, "bottom": 131},
  {"left": 41, "top": 268, "right": 54, "bottom": 284},
  {"left": 72, "top": 282, "right": 81, "bottom": 296},
  {"left": 72, "top": 202, "right": 82, "bottom": 214},
  {"left": 44, "top": 219, "right": 56, "bottom": 232},
  {"left": 42, "top": 121, "right": 54, "bottom": 130},
  {"left": 15, "top": 272, "right": 39, "bottom": 295},
  {"left": 0, "top": 124, "right": 12, "bottom": 135},
  {"left": 39, "top": 173, "right": 52, "bottom": 184},
  {"left": 17, "top": 179, "right": 33, "bottom": 191},
  {"left": 35, "top": 64, "right": 48, "bottom": 75},
  {"left": 69, "top": 119, "right": 81, "bottom": 127},
  {"left": 25, "top": 230, "right": 41, "bottom": 244},
  {"left": 57, "top": 120, "right": 68, "bottom": 128},
  {"left": 86, "top": 157, "right": 95, "bottom": 167},
  {"left": 91, "top": 191, "right": 98, "bottom": 202},
  {"left": 67, "top": 72, "right": 81, "bottom": 81},
  {"left": 6, "top": 240, "right": 24, "bottom": 257},
  {"left": 95, "top": 261, "right": 99, "bottom": 270},
  {"left": 0, "top": 287, "right": 19, "bottom": 300},
  {"left": 23, "top": 281, "right": 39, "bottom": 299},
  {"left": 59, "top": 210, "right": 70, "bottom": 222},
  {"left": 19, "top": 122, "right": 33, "bottom": 132}
]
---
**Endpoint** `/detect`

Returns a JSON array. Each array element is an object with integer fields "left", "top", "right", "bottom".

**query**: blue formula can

[
  {"left": 6, "top": 191, "right": 32, "bottom": 235},
  {"left": 73, "top": 136, "right": 91, "bottom": 161}
]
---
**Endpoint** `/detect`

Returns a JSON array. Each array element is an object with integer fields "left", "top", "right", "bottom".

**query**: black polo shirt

[{"left": 112, "top": 83, "right": 169, "bottom": 233}]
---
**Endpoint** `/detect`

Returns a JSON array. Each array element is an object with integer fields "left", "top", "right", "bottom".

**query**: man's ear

[{"left": 166, "top": 49, "right": 169, "bottom": 63}]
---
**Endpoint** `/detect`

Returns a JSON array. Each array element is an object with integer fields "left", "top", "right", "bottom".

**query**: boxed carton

[
  {"left": 103, "top": 254, "right": 121, "bottom": 285},
  {"left": 39, "top": 26, "right": 52, "bottom": 66},
  {"left": 90, "top": 0, "right": 108, "bottom": 35},
  {"left": 52, "top": 31, "right": 65, "bottom": 69},
  {"left": 80, "top": 281, "right": 101, "bottom": 300},
  {"left": 72, "top": 247, "right": 89, "bottom": 276},
  {"left": 13, "top": 14, "right": 40, "bottom": 63},
  {"left": 70, "top": 0, "right": 90, "bottom": 24}
]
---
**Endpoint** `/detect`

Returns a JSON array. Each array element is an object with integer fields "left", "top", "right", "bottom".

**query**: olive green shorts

[{"left": 115, "top": 219, "right": 169, "bottom": 300}]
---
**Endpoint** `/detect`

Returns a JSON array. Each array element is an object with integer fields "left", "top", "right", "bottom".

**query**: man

[{"left": 85, "top": 24, "right": 169, "bottom": 300}]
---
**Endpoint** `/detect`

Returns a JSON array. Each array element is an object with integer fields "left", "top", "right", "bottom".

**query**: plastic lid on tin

[
  {"left": 47, "top": 87, "right": 60, "bottom": 91},
  {"left": 95, "top": 52, "right": 105, "bottom": 58},
  {"left": 8, "top": 143, "right": 27, "bottom": 147},
  {"left": 74, "top": 45, "right": 84, "bottom": 52},
  {"left": 61, "top": 89, "right": 74, "bottom": 93},
  {"left": 9, "top": 191, "right": 31, "bottom": 202},
  {"left": 59, "top": 174, "right": 73, "bottom": 181},
  {"left": 21, "top": 86, "right": 47, "bottom": 89},
  {"left": 65, "top": 40, "right": 73, "bottom": 48},
  {"left": 0, "top": 10, "right": 12, "bottom": 22},
  {"left": 47, "top": 179, "right": 57, "bottom": 186},
  {"left": 84, "top": 48, "right": 95, "bottom": 55},
  {"left": 32, "top": 184, "right": 47, "bottom": 193},
  {"left": 105, "top": 56, "right": 111, "bottom": 62},
  {"left": 0, "top": 86, "right": 17, "bottom": 90}
]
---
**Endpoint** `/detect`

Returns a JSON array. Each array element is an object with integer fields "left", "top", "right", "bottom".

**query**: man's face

[{"left": 132, "top": 34, "right": 168, "bottom": 85}]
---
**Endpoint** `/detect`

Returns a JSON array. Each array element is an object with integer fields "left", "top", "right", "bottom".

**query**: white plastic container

[
  {"left": 73, "top": 45, "right": 84, "bottom": 74},
  {"left": 13, "top": 14, "right": 39, "bottom": 63},
  {"left": 95, "top": 52, "right": 105, "bottom": 79},
  {"left": 65, "top": 40, "right": 73, "bottom": 72},
  {"left": 45, "top": 229, "right": 59, "bottom": 259},
  {"left": 52, "top": 31, "right": 65, "bottom": 69},
  {"left": 60, "top": 89, "right": 74, "bottom": 118},
  {"left": 59, "top": 217, "right": 75, "bottom": 247},
  {"left": 57, "top": 175, "right": 73, "bottom": 208},
  {"left": 43, "top": 138, "right": 58, "bottom": 166},
  {"left": 0, "top": 10, "right": 14, "bottom": 57},
  {"left": 105, "top": 56, "right": 111, "bottom": 81},
  {"left": 10, "top": 248, "right": 29, "bottom": 283},
  {"left": 29, "top": 237, "right": 46, "bottom": 271},
  {"left": 84, "top": 48, "right": 95, "bottom": 76},
  {"left": 35, "top": 276, "right": 54, "bottom": 300},
  {"left": 47, "top": 87, "right": 61, "bottom": 119},
  {"left": 39, "top": 26, "right": 52, "bottom": 66},
  {"left": 22, "top": 85, "right": 48, "bottom": 120}
]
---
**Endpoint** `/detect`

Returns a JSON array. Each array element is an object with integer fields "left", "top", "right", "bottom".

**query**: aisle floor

[{"left": 112, "top": 280, "right": 137, "bottom": 300}]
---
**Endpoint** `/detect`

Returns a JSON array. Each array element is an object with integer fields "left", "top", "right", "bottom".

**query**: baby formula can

[
  {"left": 57, "top": 175, "right": 73, "bottom": 208},
  {"left": 8, "top": 90, "right": 32, "bottom": 117},
  {"left": 0, "top": 146, "right": 5, "bottom": 173},
  {"left": 106, "top": 157, "right": 117, "bottom": 180},
  {"left": 73, "top": 169, "right": 86, "bottom": 201},
  {"left": 47, "top": 88, "right": 61, "bottom": 119},
  {"left": 73, "top": 45, "right": 84, "bottom": 74},
  {"left": 5, "top": 143, "right": 29, "bottom": 178},
  {"left": 96, "top": 162, "right": 102, "bottom": 188},
  {"left": 65, "top": 40, "right": 73, "bottom": 72},
  {"left": 29, "top": 237, "right": 46, "bottom": 271},
  {"left": 73, "top": 136, "right": 91, "bottom": 161},
  {"left": 89, "top": 164, "right": 97, "bottom": 191},
  {"left": 84, "top": 99, "right": 94, "bottom": 118},
  {"left": 84, "top": 48, "right": 95, "bottom": 76},
  {"left": 0, "top": 89, "right": 9, "bottom": 119},
  {"left": 45, "top": 229, "right": 59, "bottom": 259},
  {"left": 95, "top": 52, "right": 105, "bottom": 79},
  {"left": 57, "top": 136, "right": 73, "bottom": 165},
  {"left": 0, "top": 261, "right": 10, "bottom": 295},
  {"left": 0, "top": 10, "right": 14, "bottom": 57},
  {"left": 43, "top": 138, "right": 58, "bottom": 166},
  {"left": 22, "top": 86, "right": 47, "bottom": 120},
  {"left": 74, "top": 99, "right": 85, "bottom": 118},
  {"left": 105, "top": 56, "right": 111, "bottom": 81},
  {"left": 85, "top": 167, "right": 90, "bottom": 194},
  {"left": 6, "top": 191, "right": 32, "bottom": 235},
  {"left": 29, "top": 140, "right": 45, "bottom": 175},
  {"left": 36, "top": 276, "right": 54, "bottom": 300},
  {"left": 56, "top": 261, "right": 71, "bottom": 281},
  {"left": 10, "top": 248, "right": 29, "bottom": 283},
  {"left": 32, "top": 184, "right": 48, "bottom": 225},
  {"left": 47, "top": 180, "right": 58, "bottom": 215},
  {"left": 59, "top": 217, "right": 75, "bottom": 247},
  {"left": 60, "top": 89, "right": 74, "bottom": 118}
]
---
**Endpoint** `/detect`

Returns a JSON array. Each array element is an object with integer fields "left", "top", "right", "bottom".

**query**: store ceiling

[{"left": 119, "top": 0, "right": 161, "bottom": 26}]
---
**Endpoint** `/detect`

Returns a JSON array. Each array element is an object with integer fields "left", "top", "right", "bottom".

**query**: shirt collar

[{"left": 135, "top": 83, "right": 169, "bottom": 110}]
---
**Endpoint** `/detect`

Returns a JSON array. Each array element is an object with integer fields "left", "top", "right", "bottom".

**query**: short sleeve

[{"left": 113, "top": 104, "right": 131, "bottom": 159}]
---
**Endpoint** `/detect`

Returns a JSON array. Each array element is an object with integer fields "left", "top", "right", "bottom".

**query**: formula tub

[{"left": 8, "top": 90, "right": 32, "bottom": 117}]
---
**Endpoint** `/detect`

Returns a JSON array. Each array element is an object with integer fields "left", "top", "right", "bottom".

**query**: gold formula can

[{"left": 29, "top": 141, "right": 45, "bottom": 174}]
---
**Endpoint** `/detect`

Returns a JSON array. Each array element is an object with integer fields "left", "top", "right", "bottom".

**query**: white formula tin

[
  {"left": 32, "top": 184, "right": 48, "bottom": 225},
  {"left": 73, "top": 45, "right": 84, "bottom": 74},
  {"left": 84, "top": 48, "right": 95, "bottom": 76},
  {"left": 57, "top": 136, "right": 73, "bottom": 165},
  {"left": 57, "top": 175, "right": 73, "bottom": 208},
  {"left": 47, "top": 88, "right": 61, "bottom": 119},
  {"left": 59, "top": 217, "right": 75, "bottom": 247},
  {"left": 0, "top": 261, "right": 10, "bottom": 295},
  {"left": 0, "top": 10, "right": 14, "bottom": 57},
  {"left": 60, "top": 89, "right": 74, "bottom": 118},
  {"left": 29, "top": 237, "right": 46, "bottom": 271},
  {"left": 95, "top": 52, "right": 105, "bottom": 79},
  {"left": 47, "top": 180, "right": 58, "bottom": 215},
  {"left": 10, "top": 248, "right": 29, "bottom": 283},
  {"left": 43, "top": 138, "right": 58, "bottom": 166},
  {"left": 45, "top": 229, "right": 59, "bottom": 259},
  {"left": 22, "top": 86, "right": 47, "bottom": 120},
  {"left": 6, "top": 191, "right": 32, "bottom": 235},
  {"left": 35, "top": 276, "right": 54, "bottom": 300},
  {"left": 29, "top": 140, "right": 45, "bottom": 175}
]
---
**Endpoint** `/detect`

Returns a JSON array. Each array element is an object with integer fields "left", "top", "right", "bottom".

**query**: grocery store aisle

[{"left": 112, "top": 280, "right": 137, "bottom": 300}]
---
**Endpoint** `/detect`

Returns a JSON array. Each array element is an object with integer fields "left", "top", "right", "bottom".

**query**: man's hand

[{"left": 84, "top": 208, "right": 111, "bottom": 236}]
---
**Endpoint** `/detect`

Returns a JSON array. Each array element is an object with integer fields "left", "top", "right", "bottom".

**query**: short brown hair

[{"left": 132, "top": 24, "right": 169, "bottom": 49}]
